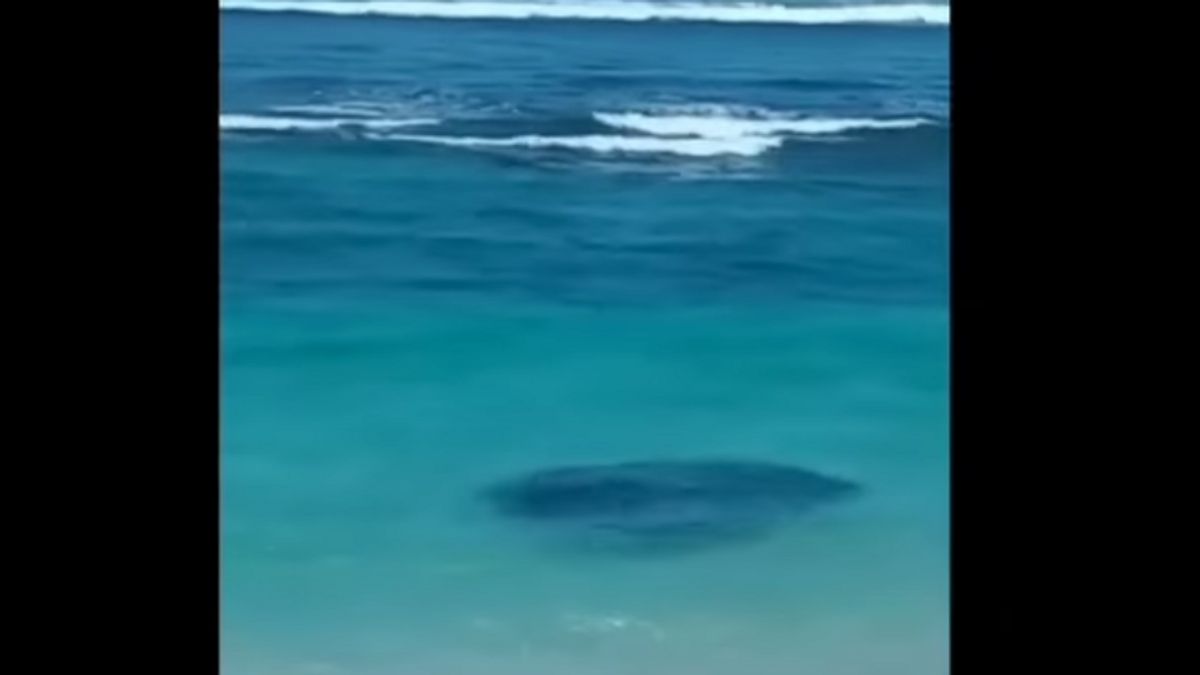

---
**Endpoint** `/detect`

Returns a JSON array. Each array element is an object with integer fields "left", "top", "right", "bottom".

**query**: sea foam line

[
  {"left": 373, "top": 132, "right": 784, "bottom": 157},
  {"left": 219, "top": 113, "right": 439, "bottom": 131},
  {"left": 219, "top": 1, "right": 950, "bottom": 26},
  {"left": 316, "top": 110, "right": 929, "bottom": 158},
  {"left": 594, "top": 112, "right": 932, "bottom": 138}
]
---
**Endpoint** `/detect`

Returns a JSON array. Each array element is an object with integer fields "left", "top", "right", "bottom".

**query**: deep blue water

[{"left": 221, "top": 4, "right": 949, "bottom": 674}]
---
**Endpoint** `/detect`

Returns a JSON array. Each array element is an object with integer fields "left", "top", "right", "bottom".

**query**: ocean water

[{"left": 220, "top": 3, "right": 950, "bottom": 674}]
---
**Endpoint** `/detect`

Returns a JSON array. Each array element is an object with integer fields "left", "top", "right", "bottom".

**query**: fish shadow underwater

[{"left": 481, "top": 460, "right": 862, "bottom": 556}]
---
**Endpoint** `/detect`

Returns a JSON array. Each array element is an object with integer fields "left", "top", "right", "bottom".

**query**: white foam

[
  {"left": 375, "top": 132, "right": 783, "bottom": 157},
  {"left": 219, "top": 113, "right": 439, "bottom": 131},
  {"left": 595, "top": 111, "right": 932, "bottom": 138},
  {"left": 351, "top": 105, "right": 929, "bottom": 158},
  {"left": 220, "top": 1, "right": 951, "bottom": 26}
]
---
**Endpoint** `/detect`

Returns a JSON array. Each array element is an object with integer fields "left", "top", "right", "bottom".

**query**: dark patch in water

[{"left": 484, "top": 460, "right": 860, "bottom": 554}]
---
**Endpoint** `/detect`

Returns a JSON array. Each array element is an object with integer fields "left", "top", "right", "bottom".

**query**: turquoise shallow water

[
  {"left": 221, "top": 4, "right": 949, "bottom": 673},
  {"left": 222, "top": 305, "right": 947, "bottom": 675}
]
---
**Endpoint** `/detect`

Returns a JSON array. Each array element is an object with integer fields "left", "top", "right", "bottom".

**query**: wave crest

[
  {"left": 595, "top": 111, "right": 932, "bottom": 138},
  {"left": 219, "top": 113, "right": 440, "bottom": 131},
  {"left": 371, "top": 132, "right": 783, "bottom": 157},
  {"left": 220, "top": 1, "right": 951, "bottom": 26},
  {"left": 221, "top": 104, "right": 935, "bottom": 158}
]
